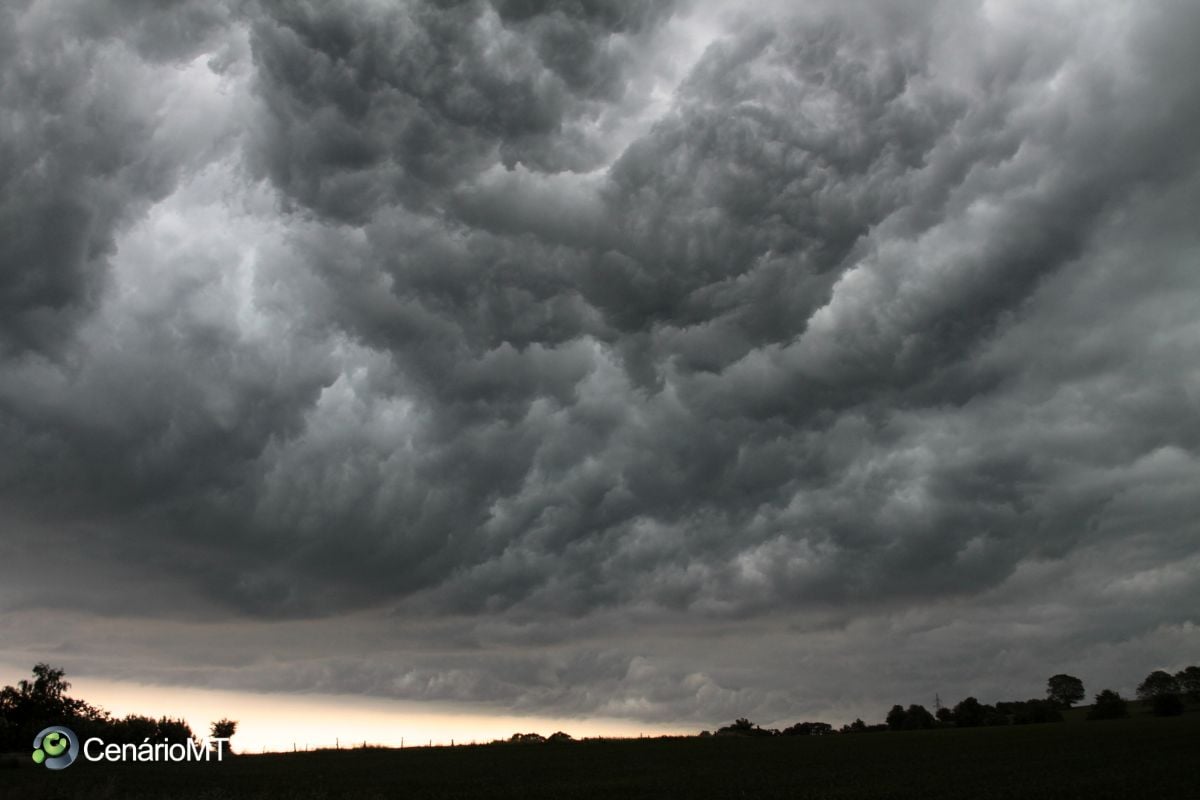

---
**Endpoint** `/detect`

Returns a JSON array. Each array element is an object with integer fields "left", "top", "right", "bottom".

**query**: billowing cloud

[{"left": 1, "top": 0, "right": 1198, "bottom": 727}]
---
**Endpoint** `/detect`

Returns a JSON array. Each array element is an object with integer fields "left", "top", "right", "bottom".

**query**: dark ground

[{"left": 3, "top": 712, "right": 1198, "bottom": 799}]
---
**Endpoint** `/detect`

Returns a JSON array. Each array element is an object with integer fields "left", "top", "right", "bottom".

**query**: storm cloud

[{"left": 2, "top": 0, "right": 1198, "bottom": 728}]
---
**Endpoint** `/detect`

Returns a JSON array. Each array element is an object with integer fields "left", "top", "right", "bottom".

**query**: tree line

[
  {"left": 0, "top": 664, "right": 237, "bottom": 754},
  {"left": 4, "top": 662, "right": 1196, "bottom": 753},
  {"left": 702, "top": 666, "right": 1200, "bottom": 738}
]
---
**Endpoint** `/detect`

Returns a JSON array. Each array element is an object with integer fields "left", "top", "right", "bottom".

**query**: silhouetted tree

[
  {"left": 1046, "top": 674, "right": 1085, "bottom": 708},
  {"left": 106, "top": 714, "right": 196, "bottom": 745},
  {"left": 1, "top": 665, "right": 198, "bottom": 754},
  {"left": 211, "top": 718, "right": 238, "bottom": 754},
  {"left": 781, "top": 721, "right": 832, "bottom": 736},
  {"left": 935, "top": 707, "right": 954, "bottom": 724},
  {"left": 1136, "top": 670, "right": 1179, "bottom": 700},
  {"left": 109, "top": 714, "right": 159, "bottom": 744},
  {"left": 1087, "top": 689, "right": 1129, "bottom": 720},
  {"left": 715, "top": 718, "right": 776, "bottom": 737},
  {"left": 22, "top": 664, "right": 68, "bottom": 702},
  {"left": 2, "top": 664, "right": 105, "bottom": 720},
  {"left": 508, "top": 732, "right": 546, "bottom": 743},
  {"left": 885, "top": 705, "right": 907, "bottom": 731},
  {"left": 948, "top": 697, "right": 1007, "bottom": 727},
  {"left": 1173, "top": 666, "right": 1200, "bottom": 702},
  {"left": 547, "top": 731, "right": 574, "bottom": 743},
  {"left": 840, "top": 718, "right": 868, "bottom": 733},
  {"left": 903, "top": 705, "right": 936, "bottom": 730},
  {"left": 155, "top": 717, "right": 196, "bottom": 744},
  {"left": 0, "top": 664, "right": 109, "bottom": 751},
  {"left": 952, "top": 697, "right": 985, "bottom": 728},
  {"left": 1136, "top": 670, "right": 1183, "bottom": 716}
]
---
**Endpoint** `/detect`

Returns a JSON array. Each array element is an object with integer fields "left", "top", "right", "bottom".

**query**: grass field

[{"left": 3, "top": 712, "right": 1198, "bottom": 799}]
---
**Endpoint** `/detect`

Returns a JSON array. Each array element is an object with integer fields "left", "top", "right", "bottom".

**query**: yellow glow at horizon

[{"left": 63, "top": 676, "right": 686, "bottom": 753}]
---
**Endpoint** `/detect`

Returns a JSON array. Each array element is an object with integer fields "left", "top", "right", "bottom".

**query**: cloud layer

[{"left": 2, "top": 0, "right": 1199, "bottom": 726}]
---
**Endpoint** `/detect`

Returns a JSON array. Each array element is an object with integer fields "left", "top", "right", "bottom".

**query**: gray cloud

[
  {"left": 247, "top": 0, "right": 681, "bottom": 220},
  {"left": 2, "top": 0, "right": 1199, "bottom": 727},
  {"left": 0, "top": 0, "right": 238, "bottom": 355}
]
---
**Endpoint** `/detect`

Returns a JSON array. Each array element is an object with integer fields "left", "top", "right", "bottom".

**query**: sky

[{"left": 1, "top": 0, "right": 1199, "bottom": 751}]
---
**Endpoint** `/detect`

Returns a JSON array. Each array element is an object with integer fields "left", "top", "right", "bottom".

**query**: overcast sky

[{"left": 2, "top": 0, "right": 1198, "bottom": 735}]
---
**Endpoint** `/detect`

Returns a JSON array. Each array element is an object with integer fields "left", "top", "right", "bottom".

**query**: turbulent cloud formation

[{"left": 2, "top": 0, "right": 1199, "bottom": 727}]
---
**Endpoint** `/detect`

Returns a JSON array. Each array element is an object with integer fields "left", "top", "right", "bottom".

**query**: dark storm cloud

[
  {"left": 2, "top": 0, "right": 1200, "bottom": 726},
  {"left": 247, "top": 0, "right": 680, "bottom": 220},
  {"left": 228, "top": 0, "right": 1200, "bottom": 618},
  {"left": 0, "top": 0, "right": 237, "bottom": 355}
]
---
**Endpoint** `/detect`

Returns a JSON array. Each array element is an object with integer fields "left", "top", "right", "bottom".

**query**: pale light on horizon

[{"left": 57, "top": 674, "right": 688, "bottom": 753}]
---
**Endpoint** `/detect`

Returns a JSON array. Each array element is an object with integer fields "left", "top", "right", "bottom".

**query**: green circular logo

[{"left": 32, "top": 726, "right": 80, "bottom": 770}]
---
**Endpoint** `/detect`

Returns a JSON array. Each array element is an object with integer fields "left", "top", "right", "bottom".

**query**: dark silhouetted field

[{"left": 3, "top": 713, "right": 1198, "bottom": 799}]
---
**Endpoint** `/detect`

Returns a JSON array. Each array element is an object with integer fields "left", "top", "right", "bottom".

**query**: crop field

[{"left": 3, "top": 713, "right": 1198, "bottom": 799}]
